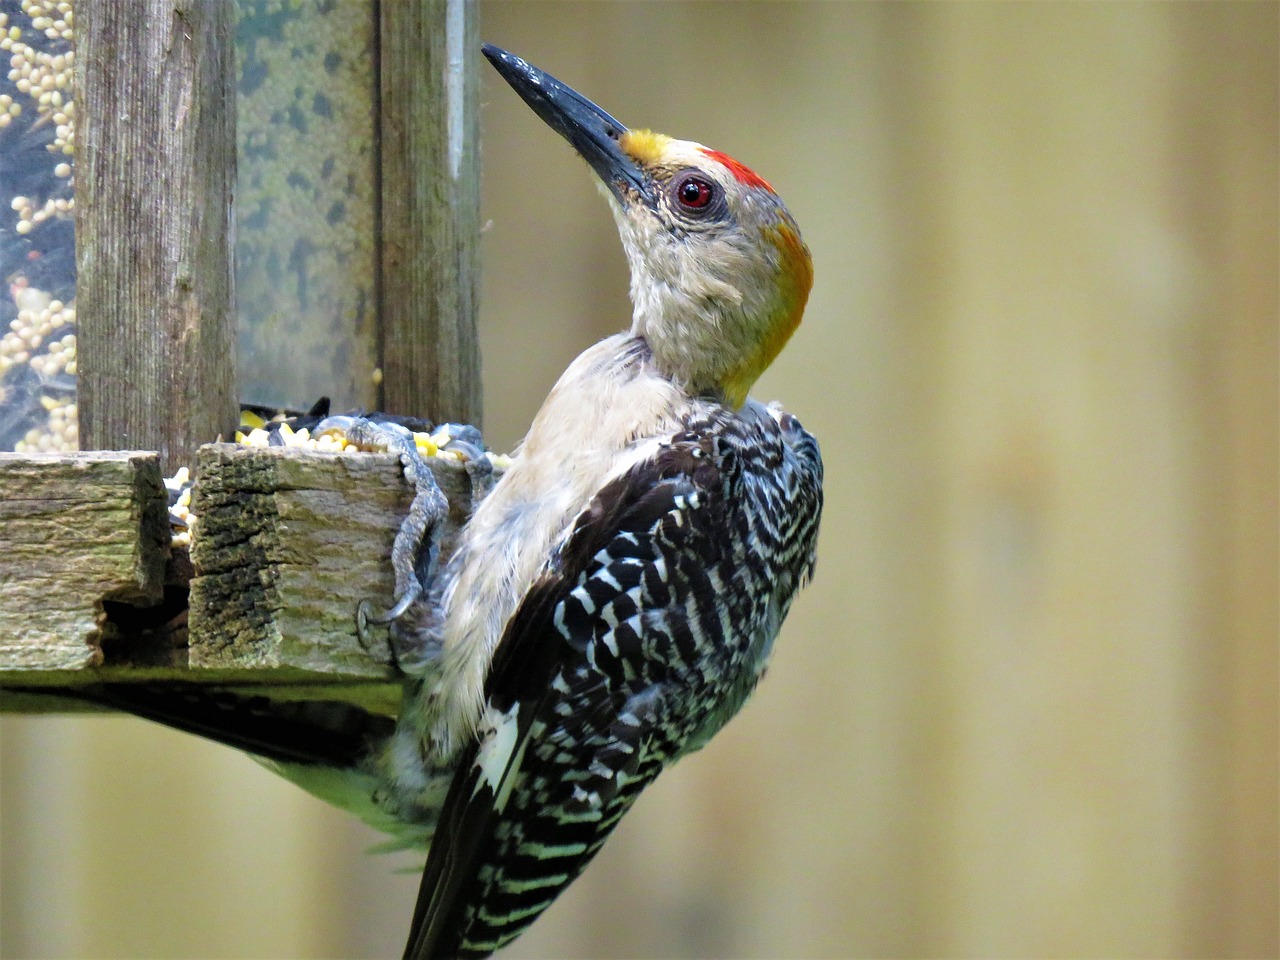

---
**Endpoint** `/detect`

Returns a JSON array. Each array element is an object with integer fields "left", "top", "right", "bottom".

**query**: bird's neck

[
  {"left": 619, "top": 204, "right": 812, "bottom": 407},
  {"left": 635, "top": 293, "right": 806, "bottom": 409}
]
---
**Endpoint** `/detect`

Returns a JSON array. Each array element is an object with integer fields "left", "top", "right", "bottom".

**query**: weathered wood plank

[
  {"left": 187, "top": 443, "right": 483, "bottom": 679},
  {"left": 75, "top": 0, "right": 238, "bottom": 473},
  {"left": 0, "top": 444, "right": 490, "bottom": 708},
  {"left": 0, "top": 452, "right": 168, "bottom": 670},
  {"left": 379, "top": 0, "right": 482, "bottom": 426}
]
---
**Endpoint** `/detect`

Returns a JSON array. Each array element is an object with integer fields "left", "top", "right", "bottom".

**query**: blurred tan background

[{"left": 2, "top": 2, "right": 1276, "bottom": 957}]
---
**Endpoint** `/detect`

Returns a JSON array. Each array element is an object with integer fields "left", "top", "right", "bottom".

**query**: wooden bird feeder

[{"left": 0, "top": 0, "right": 483, "bottom": 713}]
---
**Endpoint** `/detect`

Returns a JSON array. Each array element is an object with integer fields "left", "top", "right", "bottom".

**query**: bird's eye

[{"left": 675, "top": 176, "right": 714, "bottom": 209}]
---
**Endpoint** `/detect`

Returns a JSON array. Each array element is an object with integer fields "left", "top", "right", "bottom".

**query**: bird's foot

[
  {"left": 437, "top": 422, "right": 498, "bottom": 506},
  {"left": 316, "top": 415, "right": 450, "bottom": 672}
]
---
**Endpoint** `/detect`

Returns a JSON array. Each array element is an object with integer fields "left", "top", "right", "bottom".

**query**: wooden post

[
  {"left": 75, "top": 0, "right": 238, "bottom": 475},
  {"left": 379, "top": 0, "right": 483, "bottom": 427}
]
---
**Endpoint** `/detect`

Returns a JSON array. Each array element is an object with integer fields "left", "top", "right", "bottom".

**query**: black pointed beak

[{"left": 482, "top": 43, "right": 650, "bottom": 205}]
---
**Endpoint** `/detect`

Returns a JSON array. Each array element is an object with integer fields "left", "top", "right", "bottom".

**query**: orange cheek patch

[
  {"left": 772, "top": 224, "right": 814, "bottom": 312},
  {"left": 720, "top": 225, "right": 813, "bottom": 407}
]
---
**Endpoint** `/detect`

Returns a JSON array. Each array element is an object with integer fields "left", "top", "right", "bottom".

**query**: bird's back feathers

[{"left": 404, "top": 399, "right": 822, "bottom": 958}]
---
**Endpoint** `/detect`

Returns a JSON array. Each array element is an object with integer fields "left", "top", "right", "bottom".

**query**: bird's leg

[{"left": 316, "top": 416, "right": 448, "bottom": 672}]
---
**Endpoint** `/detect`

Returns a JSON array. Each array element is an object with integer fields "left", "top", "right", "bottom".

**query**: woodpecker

[
  {"left": 14, "top": 42, "right": 822, "bottom": 960},
  {"left": 386, "top": 45, "right": 824, "bottom": 958}
]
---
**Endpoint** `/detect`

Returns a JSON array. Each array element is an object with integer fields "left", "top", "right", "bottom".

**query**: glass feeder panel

[
  {"left": 235, "top": 0, "right": 380, "bottom": 415},
  {"left": 0, "top": 0, "right": 75, "bottom": 453}
]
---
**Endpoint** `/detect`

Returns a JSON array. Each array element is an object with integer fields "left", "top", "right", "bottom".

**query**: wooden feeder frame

[{"left": 1, "top": 0, "right": 482, "bottom": 713}]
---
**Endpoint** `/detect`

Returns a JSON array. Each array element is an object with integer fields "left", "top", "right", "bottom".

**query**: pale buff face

[{"left": 600, "top": 134, "right": 812, "bottom": 407}]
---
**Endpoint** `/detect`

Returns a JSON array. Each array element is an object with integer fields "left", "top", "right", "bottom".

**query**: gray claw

[
  {"left": 463, "top": 449, "right": 496, "bottom": 505},
  {"left": 318, "top": 416, "right": 448, "bottom": 659},
  {"left": 442, "top": 438, "right": 484, "bottom": 462},
  {"left": 356, "top": 577, "right": 425, "bottom": 655},
  {"left": 439, "top": 422, "right": 484, "bottom": 448}
]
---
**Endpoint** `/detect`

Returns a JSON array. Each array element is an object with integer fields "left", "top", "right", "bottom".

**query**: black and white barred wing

[{"left": 404, "top": 410, "right": 823, "bottom": 959}]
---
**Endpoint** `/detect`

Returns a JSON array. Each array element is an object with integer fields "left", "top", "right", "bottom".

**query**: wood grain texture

[
  {"left": 75, "top": 0, "right": 238, "bottom": 474},
  {"left": 379, "top": 0, "right": 482, "bottom": 426},
  {"left": 0, "top": 452, "right": 168, "bottom": 671},
  {"left": 188, "top": 443, "right": 483, "bottom": 678},
  {"left": 0, "top": 444, "right": 489, "bottom": 705}
]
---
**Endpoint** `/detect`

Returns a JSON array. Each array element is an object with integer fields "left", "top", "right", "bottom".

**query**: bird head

[{"left": 484, "top": 44, "right": 812, "bottom": 409}]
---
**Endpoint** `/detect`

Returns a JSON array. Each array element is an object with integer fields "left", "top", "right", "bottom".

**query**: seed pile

[{"left": 166, "top": 414, "right": 512, "bottom": 548}]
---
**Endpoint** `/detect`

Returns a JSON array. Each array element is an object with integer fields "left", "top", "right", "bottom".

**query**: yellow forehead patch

[{"left": 619, "top": 129, "right": 673, "bottom": 166}]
